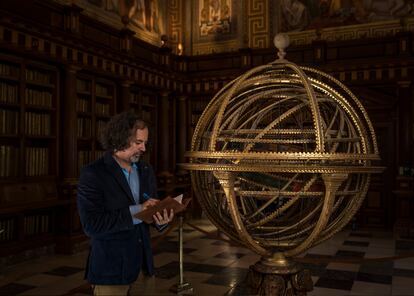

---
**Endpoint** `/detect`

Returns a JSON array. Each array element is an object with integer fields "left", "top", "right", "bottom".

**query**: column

[
  {"left": 176, "top": 96, "right": 187, "bottom": 175},
  {"left": 393, "top": 81, "right": 414, "bottom": 237},
  {"left": 56, "top": 64, "right": 80, "bottom": 254},
  {"left": 397, "top": 81, "right": 412, "bottom": 167},
  {"left": 119, "top": 80, "right": 131, "bottom": 112},
  {"left": 158, "top": 91, "right": 173, "bottom": 177},
  {"left": 62, "top": 65, "right": 79, "bottom": 181}
]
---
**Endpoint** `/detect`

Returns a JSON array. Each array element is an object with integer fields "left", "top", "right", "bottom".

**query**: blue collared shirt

[{"left": 119, "top": 163, "right": 142, "bottom": 225}]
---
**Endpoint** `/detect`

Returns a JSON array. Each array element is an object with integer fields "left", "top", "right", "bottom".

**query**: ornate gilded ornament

[{"left": 180, "top": 34, "right": 384, "bottom": 295}]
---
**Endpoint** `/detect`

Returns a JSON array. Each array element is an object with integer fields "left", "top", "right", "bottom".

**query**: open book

[{"left": 133, "top": 194, "right": 191, "bottom": 223}]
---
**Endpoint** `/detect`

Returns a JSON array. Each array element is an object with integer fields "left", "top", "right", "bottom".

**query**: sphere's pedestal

[{"left": 246, "top": 253, "right": 313, "bottom": 296}]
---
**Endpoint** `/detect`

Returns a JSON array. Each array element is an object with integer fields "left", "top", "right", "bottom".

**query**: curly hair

[{"left": 100, "top": 110, "right": 148, "bottom": 152}]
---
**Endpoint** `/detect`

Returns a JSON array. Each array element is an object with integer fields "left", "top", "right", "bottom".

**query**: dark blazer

[{"left": 77, "top": 152, "right": 158, "bottom": 285}]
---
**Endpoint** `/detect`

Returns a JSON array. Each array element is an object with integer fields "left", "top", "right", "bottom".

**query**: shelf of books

[
  {"left": 76, "top": 75, "right": 116, "bottom": 173},
  {"left": 0, "top": 54, "right": 61, "bottom": 253},
  {"left": 129, "top": 86, "right": 157, "bottom": 167},
  {"left": 189, "top": 98, "right": 208, "bottom": 137}
]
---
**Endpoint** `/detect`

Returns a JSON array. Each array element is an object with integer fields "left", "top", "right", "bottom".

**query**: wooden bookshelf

[
  {"left": 76, "top": 75, "right": 116, "bottom": 173},
  {"left": 129, "top": 86, "right": 158, "bottom": 167},
  {"left": 189, "top": 97, "right": 208, "bottom": 136},
  {"left": 0, "top": 53, "right": 60, "bottom": 254}
]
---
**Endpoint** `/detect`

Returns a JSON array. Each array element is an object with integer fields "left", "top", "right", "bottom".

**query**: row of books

[
  {"left": 25, "top": 88, "right": 53, "bottom": 107},
  {"left": 96, "top": 120, "right": 107, "bottom": 137},
  {"left": 24, "top": 112, "right": 51, "bottom": 135},
  {"left": 95, "top": 150, "right": 105, "bottom": 159},
  {"left": 77, "top": 117, "right": 92, "bottom": 138},
  {"left": 76, "top": 79, "right": 91, "bottom": 92},
  {"left": 0, "top": 145, "right": 19, "bottom": 177},
  {"left": 25, "top": 147, "right": 49, "bottom": 176},
  {"left": 96, "top": 83, "right": 112, "bottom": 97},
  {"left": 142, "top": 110, "right": 153, "bottom": 122},
  {"left": 130, "top": 92, "right": 140, "bottom": 103},
  {"left": 0, "top": 218, "right": 16, "bottom": 242},
  {"left": 0, "top": 63, "right": 18, "bottom": 77},
  {"left": 95, "top": 102, "right": 110, "bottom": 116},
  {"left": 76, "top": 97, "right": 90, "bottom": 113},
  {"left": 25, "top": 69, "right": 51, "bottom": 84},
  {"left": 78, "top": 150, "right": 105, "bottom": 171},
  {"left": 0, "top": 109, "right": 19, "bottom": 134},
  {"left": 0, "top": 82, "right": 18, "bottom": 104},
  {"left": 78, "top": 150, "right": 92, "bottom": 172},
  {"left": 192, "top": 99, "right": 208, "bottom": 113},
  {"left": 24, "top": 214, "right": 50, "bottom": 236}
]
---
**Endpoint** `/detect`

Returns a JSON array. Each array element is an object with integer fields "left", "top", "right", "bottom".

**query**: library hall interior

[{"left": 1, "top": 1, "right": 414, "bottom": 295}]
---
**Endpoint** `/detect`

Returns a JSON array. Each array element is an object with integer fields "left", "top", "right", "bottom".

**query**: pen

[{"left": 142, "top": 193, "right": 150, "bottom": 201}]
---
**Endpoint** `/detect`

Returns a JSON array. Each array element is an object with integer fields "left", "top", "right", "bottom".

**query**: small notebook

[{"left": 134, "top": 194, "right": 191, "bottom": 223}]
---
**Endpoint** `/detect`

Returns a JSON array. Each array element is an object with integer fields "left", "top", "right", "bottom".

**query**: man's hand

[
  {"left": 142, "top": 198, "right": 159, "bottom": 211},
  {"left": 153, "top": 208, "right": 174, "bottom": 225}
]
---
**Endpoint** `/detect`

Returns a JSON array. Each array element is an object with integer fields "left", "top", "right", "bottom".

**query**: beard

[{"left": 130, "top": 153, "right": 141, "bottom": 163}]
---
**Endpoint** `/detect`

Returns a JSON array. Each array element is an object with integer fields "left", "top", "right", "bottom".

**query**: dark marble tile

[
  {"left": 205, "top": 267, "right": 248, "bottom": 287},
  {"left": 320, "top": 269, "right": 357, "bottom": 281},
  {"left": 314, "top": 278, "right": 354, "bottom": 290},
  {"left": 349, "top": 232, "right": 372, "bottom": 238},
  {"left": 0, "top": 283, "right": 37, "bottom": 296},
  {"left": 301, "top": 262, "right": 327, "bottom": 277},
  {"left": 63, "top": 283, "right": 92, "bottom": 296},
  {"left": 335, "top": 250, "right": 365, "bottom": 259},
  {"left": 191, "top": 263, "right": 226, "bottom": 274},
  {"left": 214, "top": 252, "right": 245, "bottom": 260},
  {"left": 152, "top": 240, "right": 197, "bottom": 255},
  {"left": 393, "top": 268, "right": 414, "bottom": 278},
  {"left": 198, "top": 235, "right": 216, "bottom": 240},
  {"left": 356, "top": 272, "right": 392, "bottom": 285},
  {"left": 155, "top": 261, "right": 198, "bottom": 279},
  {"left": 212, "top": 240, "right": 231, "bottom": 246},
  {"left": 343, "top": 240, "right": 369, "bottom": 247},
  {"left": 44, "top": 266, "right": 84, "bottom": 276},
  {"left": 304, "top": 253, "right": 333, "bottom": 259},
  {"left": 359, "top": 261, "right": 393, "bottom": 276}
]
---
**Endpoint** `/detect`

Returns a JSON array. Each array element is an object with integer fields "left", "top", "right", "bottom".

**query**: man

[{"left": 77, "top": 111, "right": 174, "bottom": 296}]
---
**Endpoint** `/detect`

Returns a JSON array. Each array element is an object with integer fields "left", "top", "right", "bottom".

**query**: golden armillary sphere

[{"left": 181, "top": 34, "right": 383, "bottom": 295}]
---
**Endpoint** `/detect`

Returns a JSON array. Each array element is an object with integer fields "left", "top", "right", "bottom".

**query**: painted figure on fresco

[
  {"left": 280, "top": 0, "right": 311, "bottom": 31},
  {"left": 279, "top": 0, "right": 414, "bottom": 32},
  {"left": 84, "top": 0, "right": 163, "bottom": 34},
  {"left": 128, "top": 0, "right": 161, "bottom": 33},
  {"left": 199, "top": 0, "right": 231, "bottom": 36}
]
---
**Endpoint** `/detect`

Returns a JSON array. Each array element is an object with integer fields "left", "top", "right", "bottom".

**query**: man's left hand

[{"left": 153, "top": 208, "right": 174, "bottom": 225}]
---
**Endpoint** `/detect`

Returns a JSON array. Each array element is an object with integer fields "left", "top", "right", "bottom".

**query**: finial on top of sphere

[{"left": 274, "top": 33, "right": 290, "bottom": 60}]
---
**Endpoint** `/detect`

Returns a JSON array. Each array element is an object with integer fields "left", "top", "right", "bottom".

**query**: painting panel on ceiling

[
  {"left": 276, "top": 0, "right": 414, "bottom": 32},
  {"left": 199, "top": 0, "right": 232, "bottom": 36},
  {"left": 78, "top": 0, "right": 167, "bottom": 41}
]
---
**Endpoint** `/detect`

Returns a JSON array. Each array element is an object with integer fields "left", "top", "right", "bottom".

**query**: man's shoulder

[{"left": 81, "top": 156, "right": 106, "bottom": 173}]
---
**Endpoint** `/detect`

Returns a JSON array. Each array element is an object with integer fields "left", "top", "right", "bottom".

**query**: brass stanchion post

[{"left": 169, "top": 215, "right": 193, "bottom": 294}]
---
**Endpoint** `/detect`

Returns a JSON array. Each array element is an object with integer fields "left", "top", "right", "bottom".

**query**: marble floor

[{"left": 1, "top": 218, "right": 414, "bottom": 296}]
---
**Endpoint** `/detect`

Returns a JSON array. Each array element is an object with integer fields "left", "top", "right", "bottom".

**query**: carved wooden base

[{"left": 246, "top": 257, "right": 313, "bottom": 296}]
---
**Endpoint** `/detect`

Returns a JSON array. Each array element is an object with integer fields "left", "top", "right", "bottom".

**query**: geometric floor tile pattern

[{"left": 1, "top": 218, "right": 414, "bottom": 295}]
